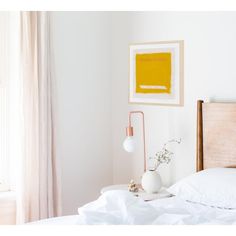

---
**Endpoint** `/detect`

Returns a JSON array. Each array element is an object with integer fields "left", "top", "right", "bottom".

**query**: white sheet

[
  {"left": 34, "top": 190, "right": 236, "bottom": 225},
  {"left": 30, "top": 215, "right": 80, "bottom": 225}
]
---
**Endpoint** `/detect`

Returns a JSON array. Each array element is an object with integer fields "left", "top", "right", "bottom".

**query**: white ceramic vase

[{"left": 141, "top": 170, "right": 162, "bottom": 194}]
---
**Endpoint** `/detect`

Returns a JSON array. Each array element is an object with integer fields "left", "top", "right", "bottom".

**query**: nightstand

[{"left": 101, "top": 184, "right": 172, "bottom": 201}]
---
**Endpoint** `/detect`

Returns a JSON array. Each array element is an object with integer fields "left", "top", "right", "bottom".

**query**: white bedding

[{"left": 34, "top": 190, "right": 236, "bottom": 225}]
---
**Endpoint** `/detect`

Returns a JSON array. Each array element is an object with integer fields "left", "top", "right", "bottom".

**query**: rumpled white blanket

[{"left": 77, "top": 190, "right": 236, "bottom": 225}]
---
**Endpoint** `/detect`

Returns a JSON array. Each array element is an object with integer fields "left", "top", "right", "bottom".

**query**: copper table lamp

[{"left": 123, "top": 111, "right": 147, "bottom": 172}]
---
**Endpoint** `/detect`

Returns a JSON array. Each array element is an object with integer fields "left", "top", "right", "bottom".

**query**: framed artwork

[{"left": 129, "top": 41, "right": 184, "bottom": 106}]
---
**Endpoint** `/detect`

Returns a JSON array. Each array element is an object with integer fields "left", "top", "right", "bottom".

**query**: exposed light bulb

[{"left": 123, "top": 136, "right": 135, "bottom": 153}]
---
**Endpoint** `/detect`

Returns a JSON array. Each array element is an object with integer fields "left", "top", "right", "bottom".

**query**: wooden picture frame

[{"left": 129, "top": 41, "right": 184, "bottom": 106}]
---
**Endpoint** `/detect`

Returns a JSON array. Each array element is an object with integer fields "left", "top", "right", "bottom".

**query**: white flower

[{"left": 148, "top": 138, "right": 181, "bottom": 171}]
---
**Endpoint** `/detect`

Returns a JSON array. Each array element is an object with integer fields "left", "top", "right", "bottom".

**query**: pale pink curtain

[{"left": 17, "top": 11, "right": 61, "bottom": 223}]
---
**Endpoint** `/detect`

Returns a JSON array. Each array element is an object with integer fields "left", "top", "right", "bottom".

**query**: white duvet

[
  {"left": 34, "top": 190, "right": 236, "bottom": 225},
  {"left": 76, "top": 190, "right": 236, "bottom": 225}
]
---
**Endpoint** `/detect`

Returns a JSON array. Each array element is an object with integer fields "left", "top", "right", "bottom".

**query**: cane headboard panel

[{"left": 197, "top": 100, "right": 236, "bottom": 171}]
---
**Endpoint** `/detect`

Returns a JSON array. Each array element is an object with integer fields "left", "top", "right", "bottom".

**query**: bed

[{"left": 33, "top": 100, "right": 236, "bottom": 225}]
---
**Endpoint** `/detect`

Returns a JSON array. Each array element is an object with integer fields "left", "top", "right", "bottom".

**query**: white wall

[
  {"left": 52, "top": 11, "right": 236, "bottom": 215},
  {"left": 111, "top": 12, "right": 236, "bottom": 186},
  {"left": 52, "top": 12, "right": 113, "bottom": 215}
]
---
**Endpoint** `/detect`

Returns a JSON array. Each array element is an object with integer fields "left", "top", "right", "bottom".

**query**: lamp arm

[{"left": 128, "top": 111, "right": 147, "bottom": 172}]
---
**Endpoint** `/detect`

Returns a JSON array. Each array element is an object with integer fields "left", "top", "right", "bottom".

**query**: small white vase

[{"left": 141, "top": 170, "right": 162, "bottom": 194}]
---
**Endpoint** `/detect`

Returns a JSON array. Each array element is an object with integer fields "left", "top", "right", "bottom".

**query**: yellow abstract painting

[{"left": 136, "top": 52, "right": 171, "bottom": 94}]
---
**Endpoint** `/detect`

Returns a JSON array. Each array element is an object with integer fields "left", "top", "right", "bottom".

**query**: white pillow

[{"left": 167, "top": 168, "right": 236, "bottom": 209}]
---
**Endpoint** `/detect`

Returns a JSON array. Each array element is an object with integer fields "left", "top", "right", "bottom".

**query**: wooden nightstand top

[{"left": 101, "top": 184, "right": 172, "bottom": 201}]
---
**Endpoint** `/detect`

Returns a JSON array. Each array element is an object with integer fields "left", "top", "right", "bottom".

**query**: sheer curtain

[
  {"left": 17, "top": 11, "right": 61, "bottom": 223},
  {"left": 0, "top": 11, "right": 20, "bottom": 225}
]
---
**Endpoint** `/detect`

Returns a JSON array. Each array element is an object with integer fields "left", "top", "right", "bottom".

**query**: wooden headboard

[{"left": 197, "top": 100, "right": 236, "bottom": 171}]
